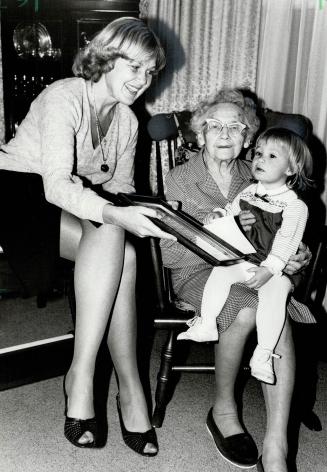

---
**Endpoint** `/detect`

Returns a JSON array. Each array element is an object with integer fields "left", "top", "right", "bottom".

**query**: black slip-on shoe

[{"left": 206, "top": 408, "right": 258, "bottom": 469}]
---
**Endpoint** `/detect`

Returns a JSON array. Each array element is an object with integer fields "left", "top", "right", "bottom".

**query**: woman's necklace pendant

[
  {"left": 91, "top": 83, "right": 110, "bottom": 174},
  {"left": 101, "top": 163, "right": 109, "bottom": 172}
]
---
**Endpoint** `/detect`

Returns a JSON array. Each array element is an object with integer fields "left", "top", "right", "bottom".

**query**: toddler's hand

[{"left": 244, "top": 266, "right": 273, "bottom": 289}]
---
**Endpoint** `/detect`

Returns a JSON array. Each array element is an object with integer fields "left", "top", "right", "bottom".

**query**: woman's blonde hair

[
  {"left": 72, "top": 17, "right": 166, "bottom": 82},
  {"left": 256, "top": 128, "right": 313, "bottom": 191},
  {"left": 190, "top": 89, "right": 261, "bottom": 143}
]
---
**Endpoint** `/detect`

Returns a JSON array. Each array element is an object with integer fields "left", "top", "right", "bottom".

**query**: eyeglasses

[{"left": 203, "top": 119, "right": 247, "bottom": 137}]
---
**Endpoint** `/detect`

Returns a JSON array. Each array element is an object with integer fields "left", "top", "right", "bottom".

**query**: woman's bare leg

[
  {"left": 59, "top": 211, "right": 81, "bottom": 262},
  {"left": 213, "top": 307, "right": 256, "bottom": 436},
  {"left": 61, "top": 213, "right": 127, "bottom": 444},
  {"left": 261, "top": 318, "right": 295, "bottom": 472},
  {"left": 60, "top": 212, "right": 155, "bottom": 450},
  {"left": 107, "top": 239, "right": 157, "bottom": 453}
]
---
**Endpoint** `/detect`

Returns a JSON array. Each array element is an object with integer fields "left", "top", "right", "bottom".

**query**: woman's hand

[
  {"left": 103, "top": 204, "right": 177, "bottom": 240},
  {"left": 238, "top": 210, "right": 256, "bottom": 232},
  {"left": 244, "top": 266, "right": 272, "bottom": 289},
  {"left": 284, "top": 242, "right": 312, "bottom": 275}
]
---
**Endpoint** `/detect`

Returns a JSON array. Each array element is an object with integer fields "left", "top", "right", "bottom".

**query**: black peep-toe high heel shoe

[
  {"left": 63, "top": 376, "right": 99, "bottom": 448},
  {"left": 116, "top": 394, "right": 158, "bottom": 457}
]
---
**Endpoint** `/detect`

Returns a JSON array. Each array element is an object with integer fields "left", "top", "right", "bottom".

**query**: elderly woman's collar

[{"left": 193, "top": 148, "right": 250, "bottom": 184}]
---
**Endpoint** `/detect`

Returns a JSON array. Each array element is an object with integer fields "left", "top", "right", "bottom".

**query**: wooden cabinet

[{"left": 0, "top": 0, "right": 139, "bottom": 141}]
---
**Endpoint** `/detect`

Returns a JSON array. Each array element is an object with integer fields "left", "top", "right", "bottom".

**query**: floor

[{"left": 0, "top": 289, "right": 326, "bottom": 471}]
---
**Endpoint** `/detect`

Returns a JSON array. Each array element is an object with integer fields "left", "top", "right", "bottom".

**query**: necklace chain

[{"left": 91, "top": 83, "right": 109, "bottom": 170}]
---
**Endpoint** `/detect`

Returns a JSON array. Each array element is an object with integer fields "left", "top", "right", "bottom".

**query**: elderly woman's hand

[
  {"left": 103, "top": 204, "right": 177, "bottom": 240},
  {"left": 203, "top": 211, "right": 224, "bottom": 225},
  {"left": 238, "top": 210, "right": 256, "bottom": 232},
  {"left": 167, "top": 200, "right": 180, "bottom": 210},
  {"left": 284, "top": 242, "right": 312, "bottom": 275}
]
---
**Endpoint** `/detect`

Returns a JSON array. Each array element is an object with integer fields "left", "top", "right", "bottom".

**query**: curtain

[
  {"left": 140, "top": 0, "right": 262, "bottom": 114},
  {"left": 256, "top": 0, "right": 327, "bottom": 145},
  {"left": 256, "top": 0, "right": 327, "bottom": 308}
]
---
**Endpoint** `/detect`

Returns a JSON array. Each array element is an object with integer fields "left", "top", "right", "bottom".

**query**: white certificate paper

[{"left": 203, "top": 215, "right": 256, "bottom": 255}]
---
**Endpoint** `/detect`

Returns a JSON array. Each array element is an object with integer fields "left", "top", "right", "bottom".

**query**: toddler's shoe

[
  {"left": 177, "top": 316, "right": 218, "bottom": 342},
  {"left": 249, "top": 345, "right": 281, "bottom": 384}
]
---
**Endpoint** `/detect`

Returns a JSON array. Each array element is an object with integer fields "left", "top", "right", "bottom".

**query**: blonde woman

[{"left": 0, "top": 17, "right": 175, "bottom": 455}]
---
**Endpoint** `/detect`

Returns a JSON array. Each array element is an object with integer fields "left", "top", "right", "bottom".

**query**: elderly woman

[
  {"left": 160, "top": 89, "right": 314, "bottom": 472},
  {"left": 0, "top": 18, "right": 176, "bottom": 456}
]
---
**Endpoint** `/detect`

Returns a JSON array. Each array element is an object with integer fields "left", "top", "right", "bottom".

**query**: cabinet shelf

[{"left": 1, "top": 0, "right": 139, "bottom": 141}]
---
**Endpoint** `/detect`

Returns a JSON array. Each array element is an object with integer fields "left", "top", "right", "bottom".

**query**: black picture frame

[{"left": 117, "top": 194, "right": 247, "bottom": 266}]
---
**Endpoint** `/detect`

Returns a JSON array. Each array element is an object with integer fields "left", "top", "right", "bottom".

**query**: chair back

[
  {"left": 263, "top": 109, "right": 312, "bottom": 142},
  {"left": 147, "top": 113, "right": 178, "bottom": 314},
  {"left": 147, "top": 113, "right": 197, "bottom": 327},
  {"left": 147, "top": 113, "right": 179, "bottom": 196}
]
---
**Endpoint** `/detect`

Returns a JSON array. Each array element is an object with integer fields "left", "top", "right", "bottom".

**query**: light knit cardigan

[{"left": 0, "top": 77, "right": 138, "bottom": 223}]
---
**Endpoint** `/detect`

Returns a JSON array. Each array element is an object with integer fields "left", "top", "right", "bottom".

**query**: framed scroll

[{"left": 117, "top": 194, "right": 255, "bottom": 266}]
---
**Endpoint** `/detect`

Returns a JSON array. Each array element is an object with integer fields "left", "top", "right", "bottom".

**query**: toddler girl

[{"left": 177, "top": 127, "right": 313, "bottom": 384}]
